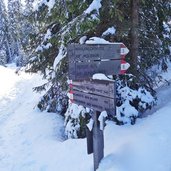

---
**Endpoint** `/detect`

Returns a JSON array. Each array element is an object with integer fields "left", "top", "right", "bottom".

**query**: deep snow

[{"left": 0, "top": 65, "right": 171, "bottom": 171}]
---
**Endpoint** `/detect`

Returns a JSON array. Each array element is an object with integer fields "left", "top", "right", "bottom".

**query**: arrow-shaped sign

[
  {"left": 120, "top": 60, "right": 130, "bottom": 74},
  {"left": 68, "top": 43, "right": 129, "bottom": 62},
  {"left": 68, "top": 43, "right": 130, "bottom": 80},
  {"left": 68, "top": 80, "right": 116, "bottom": 115},
  {"left": 120, "top": 43, "right": 129, "bottom": 56}
]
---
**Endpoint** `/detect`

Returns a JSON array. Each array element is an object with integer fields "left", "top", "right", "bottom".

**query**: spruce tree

[
  {"left": 0, "top": 0, "right": 12, "bottom": 64},
  {"left": 26, "top": 0, "right": 171, "bottom": 137},
  {"left": 7, "top": 0, "right": 25, "bottom": 65}
]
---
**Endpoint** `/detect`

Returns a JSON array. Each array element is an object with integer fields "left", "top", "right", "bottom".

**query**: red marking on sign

[
  {"left": 69, "top": 84, "right": 73, "bottom": 89},
  {"left": 120, "top": 43, "right": 126, "bottom": 48},
  {"left": 68, "top": 91, "right": 74, "bottom": 103},
  {"left": 120, "top": 54, "right": 125, "bottom": 60},
  {"left": 120, "top": 60, "right": 130, "bottom": 74},
  {"left": 69, "top": 90, "right": 73, "bottom": 94},
  {"left": 120, "top": 60, "right": 126, "bottom": 74}
]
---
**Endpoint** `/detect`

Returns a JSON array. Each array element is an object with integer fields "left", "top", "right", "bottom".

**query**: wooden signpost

[{"left": 67, "top": 43, "right": 130, "bottom": 171}]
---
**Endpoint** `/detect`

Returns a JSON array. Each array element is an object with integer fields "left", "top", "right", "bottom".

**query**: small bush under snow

[
  {"left": 64, "top": 103, "right": 89, "bottom": 138},
  {"left": 116, "top": 78, "right": 156, "bottom": 125}
]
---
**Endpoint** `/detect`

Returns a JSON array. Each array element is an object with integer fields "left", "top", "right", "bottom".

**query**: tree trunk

[
  {"left": 130, "top": 0, "right": 139, "bottom": 76},
  {"left": 5, "top": 39, "right": 12, "bottom": 63}
]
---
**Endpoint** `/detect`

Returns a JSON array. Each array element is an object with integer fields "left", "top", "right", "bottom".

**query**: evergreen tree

[
  {"left": 0, "top": 0, "right": 12, "bottom": 64},
  {"left": 7, "top": 0, "right": 25, "bottom": 65},
  {"left": 26, "top": 0, "right": 171, "bottom": 138},
  {"left": 21, "top": 0, "right": 36, "bottom": 64},
  {"left": 136, "top": 0, "right": 171, "bottom": 88}
]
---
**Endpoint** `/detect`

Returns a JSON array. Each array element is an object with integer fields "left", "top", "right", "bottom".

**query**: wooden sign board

[
  {"left": 67, "top": 44, "right": 128, "bottom": 62},
  {"left": 71, "top": 89, "right": 115, "bottom": 115},
  {"left": 71, "top": 80, "right": 115, "bottom": 98},
  {"left": 69, "top": 59, "right": 121, "bottom": 80},
  {"left": 68, "top": 44, "right": 130, "bottom": 80}
]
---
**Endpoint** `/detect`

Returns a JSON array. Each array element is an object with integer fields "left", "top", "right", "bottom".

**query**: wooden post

[
  {"left": 67, "top": 43, "right": 130, "bottom": 170},
  {"left": 93, "top": 111, "right": 104, "bottom": 171},
  {"left": 86, "top": 127, "right": 93, "bottom": 154}
]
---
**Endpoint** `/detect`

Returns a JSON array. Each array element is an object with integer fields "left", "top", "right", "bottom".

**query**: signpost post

[
  {"left": 68, "top": 43, "right": 129, "bottom": 171},
  {"left": 93, "top": 111, "right": 104, "bottom": 171}
]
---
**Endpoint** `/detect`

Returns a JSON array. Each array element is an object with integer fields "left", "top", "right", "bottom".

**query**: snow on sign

[{"left": 68, "top": 43, "right": 130, "bottom": 80}]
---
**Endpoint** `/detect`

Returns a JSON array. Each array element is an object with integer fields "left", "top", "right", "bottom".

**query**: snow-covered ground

[{"left": 0, "top": 65, "right": 171, "bottom": 171}]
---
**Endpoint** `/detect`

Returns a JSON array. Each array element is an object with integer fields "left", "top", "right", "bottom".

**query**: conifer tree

[
  {"left": 20, "top": 0, "right": 36, "bottom": 64},
  {"left": 7, "top": 0, "right": 25, "bottom": 65},
  {"left": 26, "top": 0, "right": 171, "bottom": 137},
  {"left": 0, "top": 0, "right": 12, "bottom": 64}
]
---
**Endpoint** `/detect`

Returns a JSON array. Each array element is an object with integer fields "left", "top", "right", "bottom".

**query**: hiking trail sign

[
  {"left": 69, "top": 80, "right": 116, "bottom": 115},
  {"left": 67, "top": 43, "right": 130, "bottom": 171},
  {"left": 68, "top": 43, "right": 130, "bottom": 80}
]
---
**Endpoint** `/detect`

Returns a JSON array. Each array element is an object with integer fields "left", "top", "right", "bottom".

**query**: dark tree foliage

[{"left": 25, "top": 0, "right": 171, "bottom": 138}]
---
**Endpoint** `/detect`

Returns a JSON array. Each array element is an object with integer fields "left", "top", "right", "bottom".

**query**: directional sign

[
  {"left": 69, "top": 80, "right": 116, "bottom": 115},
  {"left": 69, "top": 89, "right": 115, "bottom": 115},
  {"left": 120, "top": 60, "right": 130, "bottom": 74},
  {"left": 68, "top": 43, "right": 129, "bottom": 62},
  {"left": 68, "top": 44, "right": 130, "bottom": 81},
  {"left": 69, "top": 59, "right": 122, "bottom": 81},
  {"left": 71, "top": 80, "right": 115, "bottom": 98}
]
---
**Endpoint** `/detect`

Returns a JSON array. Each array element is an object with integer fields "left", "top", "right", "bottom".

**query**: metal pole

[{"left": 93, "top": 111, "right": 104, "bottom": 171}]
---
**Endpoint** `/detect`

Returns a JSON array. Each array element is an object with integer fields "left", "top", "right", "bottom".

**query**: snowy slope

[
  {"left": 99, "top": 107, "right": 171, "bottom": 171},
  {"left": 0, "top": 65, "right": 171, "bottom": 171}
]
